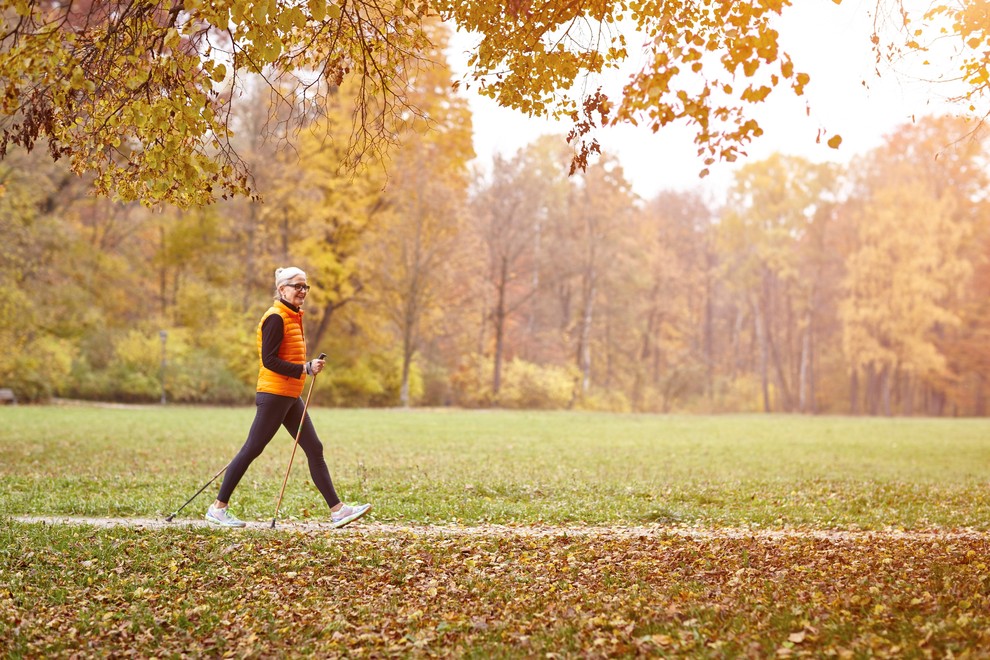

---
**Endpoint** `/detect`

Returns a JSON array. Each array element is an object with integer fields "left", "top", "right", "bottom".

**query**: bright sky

[{"left": 446, "top": 0, "right": 964, "bottom": 202}]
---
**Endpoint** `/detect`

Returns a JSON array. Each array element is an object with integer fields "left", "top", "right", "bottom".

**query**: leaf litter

[{"left": 4, "top": 517, "right": 990, "bottom": 656}]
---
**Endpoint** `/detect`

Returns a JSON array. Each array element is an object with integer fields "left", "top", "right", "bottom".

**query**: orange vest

[{"left": 256, "top": 300, "right": 307, "bottom": 397}]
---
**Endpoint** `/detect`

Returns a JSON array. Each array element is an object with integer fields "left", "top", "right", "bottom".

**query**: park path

[{"left": 10, "top": 515, "right": 990, "bottom": 541}]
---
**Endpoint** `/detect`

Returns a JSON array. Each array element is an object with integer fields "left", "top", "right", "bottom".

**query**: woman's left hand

[{"left": 309, "top": 358, "right": 326, "bottom": 375}]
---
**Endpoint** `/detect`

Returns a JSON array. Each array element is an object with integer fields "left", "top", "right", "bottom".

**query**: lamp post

[{"left": 159, "top": 329, "right": 167, "bottom": 405}]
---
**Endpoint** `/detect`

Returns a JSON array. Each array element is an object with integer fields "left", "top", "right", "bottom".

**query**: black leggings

[{"left": 217, "top": 392, "right": 340, "bottom": 509}]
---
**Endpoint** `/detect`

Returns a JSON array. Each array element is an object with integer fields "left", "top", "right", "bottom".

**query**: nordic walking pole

[
  {"left": 270, "top": 353, "right": 326, "bottom": 529},
  {"left": 165, "top": 461, "right": 230, "bottom": 522}
]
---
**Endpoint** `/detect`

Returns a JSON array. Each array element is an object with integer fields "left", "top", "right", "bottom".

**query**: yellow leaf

[{"left": 308, "top": 0, "right": 326, "bottom": 21}]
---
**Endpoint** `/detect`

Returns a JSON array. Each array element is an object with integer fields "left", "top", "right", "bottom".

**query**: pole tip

[
  {"left": 270, "top": 519, "right": 276, "bottom": 529},
  {"left": 165, "top": 515, "right": 175, "bottom": 522}
]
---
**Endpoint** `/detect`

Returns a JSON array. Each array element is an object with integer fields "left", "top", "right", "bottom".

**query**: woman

[{"left": 206, "top": 266, "right": 371, "bottom": 528}]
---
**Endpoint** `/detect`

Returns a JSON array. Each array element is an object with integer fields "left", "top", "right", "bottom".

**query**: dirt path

[{"left": 10, "top": 515, "right": 990, "bottom": 541}]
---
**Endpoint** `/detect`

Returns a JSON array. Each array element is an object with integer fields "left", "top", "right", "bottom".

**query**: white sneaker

[
  {"left": 330, "top": 503, "right": 371, "bottom": 529},
  {"left": 205, "top": 504, "right": 247, "bottom": 528}
]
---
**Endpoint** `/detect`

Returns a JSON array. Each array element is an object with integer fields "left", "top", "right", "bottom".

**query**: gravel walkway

[{"left": 10, "top": 515, "right": 990, "bottom": 541}]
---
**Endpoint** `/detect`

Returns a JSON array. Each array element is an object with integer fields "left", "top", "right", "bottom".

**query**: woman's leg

[
  {"left": 216, "top": 393, "right": 294, "bottom": 504},
  {"left": 281, "top": 398, "right": 341, "bottom": 509}
]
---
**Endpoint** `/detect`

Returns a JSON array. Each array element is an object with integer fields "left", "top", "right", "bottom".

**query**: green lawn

[
  {"left": 1, "top": 405, "right": 988, "bottom": 529},
  {"left": 3, "top": 405, "right": 990, "bottom": 657}
]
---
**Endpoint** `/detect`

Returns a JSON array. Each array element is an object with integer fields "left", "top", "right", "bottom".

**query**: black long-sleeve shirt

[{"left": 260, "top": 299, "right": 306, "bottom": 379}]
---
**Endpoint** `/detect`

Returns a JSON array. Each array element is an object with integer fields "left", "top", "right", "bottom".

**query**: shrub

[
  {"left": 2, "top": 336, "right": 76, "bottom": 402},
  {"left": 450, "top": 355, "right": 580, "bottom": 410},
  {"left": 63, "top": 327, "right": 252, "bottom": 404},
  {"left": 168, "top": 349, "right": 253, "bottom": 404},
  {"left": 449, "top": 354, "right": 494, "bottom": 407},
  {"left": 575, "top": 388, "right": 632, "bottom": 413},
  {"left": 499, "top": 359, "right": 579, "bottom": 409},
  {"left": 419, "top": 359, "right": 455, "bottom": 407},
  {"left": 711, "top": 374, "right": 766, "bottom": 413},
  {"left": 320, "top": 352, "right": 422, "bottom": 407}
]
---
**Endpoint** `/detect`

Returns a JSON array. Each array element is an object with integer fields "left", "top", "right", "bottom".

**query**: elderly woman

[{"left": 206, "top": 266, "right": 371, "bottom": 528}]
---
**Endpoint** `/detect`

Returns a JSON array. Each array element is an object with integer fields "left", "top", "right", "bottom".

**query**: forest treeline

[{"left": 2, "top": 37, "right": 988, "bottom": 415}]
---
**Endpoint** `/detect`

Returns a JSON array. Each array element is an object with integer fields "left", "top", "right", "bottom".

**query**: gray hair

[{"left": 274, "top": 267, "right": 306, "bottom": 296}]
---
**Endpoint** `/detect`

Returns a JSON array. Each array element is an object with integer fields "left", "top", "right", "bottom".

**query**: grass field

[
  {"left": 2, "top": 405, "right": 990, "bottom": 527},
  {"left": 3, "top": 404, "right": 990, "bottom": 656}
]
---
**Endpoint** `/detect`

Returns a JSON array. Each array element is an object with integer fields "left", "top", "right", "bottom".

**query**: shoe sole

[{"left": 330, "top": 504, "right": 372, "bottom": 529}]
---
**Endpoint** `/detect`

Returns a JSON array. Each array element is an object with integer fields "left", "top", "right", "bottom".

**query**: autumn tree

[
  {"left": 567, "top": 157, "right": 634, "bottom": 398},
  {"left": 0, "top": 148, "right": 85, "bottom": 399},
  {"left": 630, "top": 190, "right": 717, "bottom": 412},
  {"left": 949, "top": 231, "right": 990, "bottom": 415},
  {"left": 509, "top": 135, "right": 574, "bottom": 367},
  {"left": 471, "top": 151, "right": 541, "bottom": 401},
  {"left": 0, "top": 0, "right": 849, "bottom": 206},
  {"left": 840, "top": 187, "right": 967, "bottom": 415},
  {"left": 361, "top": 22, "right": 474, "bottom": 407},
  {"left": 220, "top": 76, "right": 302, "bottom": 307},
  {"left": 286, "top": 79, "right": 392, "bottom": 353},
  {"left": 718, "top": 154, "right": 840, "bottom": 413},
  {"left": 888, "top": 1, "right": 990, "bottom": 117},
  {"left": 841, "top": 116, "right": 988, "bottom": 415},
  {"left": 0, "top": 0, "right": 437, "bottom": 205}
]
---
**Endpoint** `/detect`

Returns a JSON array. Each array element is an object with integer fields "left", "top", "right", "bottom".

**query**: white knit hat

[{"left": 275, "top": 266, "right": 306, "bottom": 293}]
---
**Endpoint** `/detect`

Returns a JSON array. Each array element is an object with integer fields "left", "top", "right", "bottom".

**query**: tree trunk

[
  {"left": 577, "top": 271, "right": 595, "bottom": 395},
  {"left": 492, "top": 257, "right": 509, "bottom": 401},
  {"left": 281, "top": 211, "right": 290, "bottom": 262},
  {"left": 399, "top": 293, "right": 417, "bottom": 408},
  {"left": 902, "top": 372, "right": 914, "bottom": 416},
  {"left": 525, "top": 214, "right": 542, "bottom": 359},
  {"left": 604, "top": 307, "right": 613, "bottom": 389},
  {"left": 159, "top": 224, "right": 168, "bottom": 318},
  {"left": 477, "top": 278, "right": 489, "bottom": 357},
  {"left": 242, "top": 203, "right": 257, "bottom": 311},
  {"left": 933, "top": 389, "right": 946, "bottom": 416},
  {"left": 400, "top": 349, "right": 412, "bottom": 408},
  {"left": 798, "top": 326, "right": 811, "bottom": 413},
  {"left": 308, "top": 286, "right": 359, "bottom": 352},
  {"left": 754, "top": 299, "right": 770, "bottom": 413},
  {"left": 399, "top": 207, "right": 425, "bottom": 408},
  {"left": 865, "top": 364, "right": 877, "bottom": 415},
  {"left": 703, "top": 258, "right": 715, "bottom": 402},
  {"left": 765, "top": 272, "right": 793, "bottom": 411},
  {"left": 309, "top": 303, "right": 335, "bottom": 355},
  {"left": 881, "top": 365, "right": 892, "bottom": 416},
  {"left": 633, "top": 290, "right": 661, "bottom": 411},
  {"left": 808, "top": 328, "right": 817, "bottom": 414},
  {"left": 768, "top": 327, "right": 793, "bottom": 412},
  {"left": 850, "top": 369, "right": 859, "bottom": 415},
  {"left": 800, "top": 280, "right": 818, "bottom": 414},
  {"left": 731, "top": 306, "right": 745, "bottom": 378}
]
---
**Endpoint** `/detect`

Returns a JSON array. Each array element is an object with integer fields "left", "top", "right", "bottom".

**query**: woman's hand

[{"left": 307, "top": 358, "right": 326, "bottom": 375}]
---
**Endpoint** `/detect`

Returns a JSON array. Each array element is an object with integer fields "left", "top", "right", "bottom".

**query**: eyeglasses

[{"left": 285, "top": 283, "right": 311, "bottom": 292}]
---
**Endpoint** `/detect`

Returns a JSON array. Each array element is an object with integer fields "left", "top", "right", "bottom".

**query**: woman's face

[{"left": 280, "top": 276, "right": 310, "bottom": 308}]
